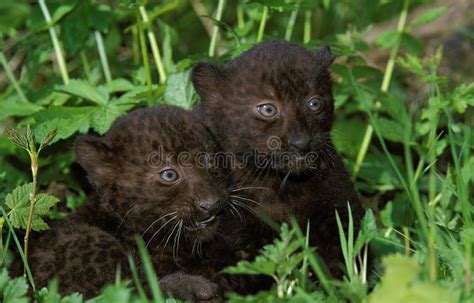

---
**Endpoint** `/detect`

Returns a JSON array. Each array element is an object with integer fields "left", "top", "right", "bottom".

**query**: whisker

[
  {"left": 229, "top": 195, "right": 261, "bottom": 206},
  {"left": 230, "top": 186, "right": 269, "bottom": 192},
  {"left": 197, "top": 240, "right": 203, "bottom": 258},
  {"left": 229, "top": 203, "right": 244, "bottom": 221},
  {"left": 141, "top": 211, "right": 178, "bottom": 238},
  {"left": 232, "top": 200, "right": 257, "bottom": 215},
  {"left": 115, "top": 204, "right": 137, "bottom": 234},
  {"left": 172, "top": 220, "right": 183, "bottom": 262},
  {"left": 145, "top": 215, "right": 177, "bottom": 248},
  {"left": 279, "top": 170, "right": 291, "bottom": 191},
  {"left": 160, "top": 220, "right": 181, "bottom": 255}
]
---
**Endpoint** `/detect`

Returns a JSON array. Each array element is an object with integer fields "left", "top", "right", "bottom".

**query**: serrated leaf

[
  {"left": 0, "top": 268, "right": 29, "bottom": 303},
  {"left": 39, "top": 128, "right": 58, "bottom": 150},
  {"left": 3, "top": 128, "right": 29, "bottom": 151},
  {"left": 369, "top": 254, "right": 456, "bottom": 303},
  {"left": 30, "top": 216, "right": 49, "bottom": 231},
  {"left": 410, "top": 6, "right": 448, "bottom": 27},
  {"left": 34, "top": 106, "right": 96, "bottom": 143},
  {"left": 164, "top": 70, "right": 198, "bottom": 109},
  {"left": 34, "top": 193, "right": 60, "bottom": 215},
  {"left": 0, "top": 98, "right": 42, "bottom": 120},
  {"left": 375, "top": 30, "right": 399, "bottom": 50},
  {"left": 90, "top": 104, "right": 123, "bottom": 134},
  {"left": 55, "top": 79, "right": 108, "bottom": 106},
  {"left": 397, "top": 54, "right": 424, "bottom": 76},
  {"left": 224, "top": 224, "right": 304, "bottom": 280},
  {"left": 373, "top": 117, "right": 405, "bottom": 143},
  {"left": 5, "top": 183, "right": 33, "bottom": 211},
  {"left": 104, "top": 78, "right": 135, "bottom": 94},
  {"left": 224, "top": 256, "right": 276, "bottom": 276},
  {"left": 5, "top": 183, "right": 59, "bottom": 231}
]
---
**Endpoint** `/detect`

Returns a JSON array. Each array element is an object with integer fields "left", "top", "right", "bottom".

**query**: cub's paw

[{"left": 160, "top": 271, "right": 220, "bottom": 301}]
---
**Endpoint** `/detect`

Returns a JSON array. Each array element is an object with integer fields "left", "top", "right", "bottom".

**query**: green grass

[{"left": 0, "top": 0, "right": 472, "bottom": 302}]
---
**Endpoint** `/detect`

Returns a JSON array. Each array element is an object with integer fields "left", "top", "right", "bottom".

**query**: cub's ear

[
  {"left": 191, "top": 62, "right": 225, "bottom": 99},
  {"left": 74, "top": 136, "right": 115, "bottom": 187},
  {"left": 315, "top": 45, "right": 335, "bottom": 68}
]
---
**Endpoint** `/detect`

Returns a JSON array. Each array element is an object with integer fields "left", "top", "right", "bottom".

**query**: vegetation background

[{"left": 0, "top": 0, "right": 472, "bottom": 302}]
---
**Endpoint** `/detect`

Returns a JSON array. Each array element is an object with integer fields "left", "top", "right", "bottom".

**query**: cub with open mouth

[{"left": 26, "top": 105, "right": 230, "bottom": 300}]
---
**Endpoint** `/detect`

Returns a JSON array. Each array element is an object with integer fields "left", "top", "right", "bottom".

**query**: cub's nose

[
  {"left": 288, "top": 134, "right": 311, "bottom": 152},
  {"left": 195, "top": 198, "right": 220, "bottom": 216}
]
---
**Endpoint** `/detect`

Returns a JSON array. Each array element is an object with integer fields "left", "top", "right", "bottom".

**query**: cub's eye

[
  {"left": 307, "top": 97, "right": 325, "bottom": 113},
  {"left": 159, "top": 169, "right": 179, "bottom": 183},
  {"left": 256, "top": 103, "right": 278, "bottom": 118}
]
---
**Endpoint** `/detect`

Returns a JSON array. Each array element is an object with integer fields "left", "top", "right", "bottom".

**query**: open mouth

[
  {"left": 185, "top": 214, "right": 218, "bottom": 231},
  {"left": 199, "top": 215, "right": 216, "bottom": 225}
]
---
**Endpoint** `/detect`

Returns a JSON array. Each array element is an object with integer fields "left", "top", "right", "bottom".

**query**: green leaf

[
  {"left": 96, "top": 284, "right": 130, "bottom": 303},
  {"left": 372, "top": 117, "right": 405, "bottom": 143},
  {"left": 369, "top": 254, "right": 457, "bottom": 303},
  {"left": 34, "top": 193, "right": 60, "bottom": 215},
  {"left": 60, "top": 2, "right": 91, "bottom": 55},
  {"left": 375, "top": 30, "right": 399, "bottom": 50},
  {"left": 104, "top": 78, "right": 135, "bottom": 94},
  {"left": 90, "top": 5, "right": 113, "bottom": 32},
  {"left": 354, "top": 209, "right": 377, "bottom": 255},
  {"left": 164, "top": 70, "right": 198, "bottom": 109},
  {"left": 400, "top": 33, "right": 423, "bottom": 55},
  {"left": 34, "top": 106, "right": 97, "bottom": 143},
  {"left": 397, "top": 54, "right": 425, "bottom": 77},
  {"left": 55, "top": 79, "right": 108, "bottom": 106},
  {"left": 5, "top": 183, "right": 33, "bottom": 212},
  {"left": 224, "top": 256, "right": 276, "bottom": 276},
  {"left": 0, "top": 268, "right": 29, "bottom": 303},
  {"left": 3, "top": 127, "right": 30, "bottom": 151},
  {"left": 90, "top": 104, "right": 123, "bottom": 135},
  {"left": 5, "top": 183, "right": 59, "bottom": 231},
  {"left": 410, "top": 6, "right": 448, "bottom": 27},
  {"left": 379, "top": 93, "right": 410, "bottom": 125},
  {"left": 0, "top": 98, "right": 42, "bottom": 120},
  {"left": 39, "top": 128, "right": 58, "bottom": 151},
  {"left": 224, "top": 224, "right": 304, "bottom": 281}
]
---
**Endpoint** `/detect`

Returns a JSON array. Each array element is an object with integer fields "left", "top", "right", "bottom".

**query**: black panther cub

[
  {"left": 26, "top": 106, "right": 229, "bottom": 300},
  {"left": 192, "top": 40, "right": 364, "bottom": 277}
]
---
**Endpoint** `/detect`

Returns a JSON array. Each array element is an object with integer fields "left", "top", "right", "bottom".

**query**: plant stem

[
  {"left": 209, "top": 0, "right": 226, "bottom": 57},
  {"left": 257, "top": 5, "right": 269, "bottom": 42},
  {"left": 1, "top": 208, "right": 36, "bottom": 290},
  {"left": 303, "top": 10, "right": 312, "bottom": 43},
  {"left": 23, "top": 150, "right": 38, "bottom": 274},
  {"left": 139, "top": 6, "right": 167, "bottom": 83},
  {"left": 285, "top": 3, "right": 299, "bottom": 41},
  {"left": 352, "top": 0, "right": 410, "bottom": 179},
  {"left": 94, "top": 31, "right": 112, "bottom": 83},
  {"left": 369, "top": 111, "right": 429, "bottom": 237},
  {"left": 237, "top": 2, "right": 244, "bottom": 29},
  {"left": 137, "top": 11, "right": 152, "bottom": 104},
  {"left": 0, "top": 51, "right": 29, "bottom": 103},
  {"left": 132, "top": 25, "right": 140, "bottom": 65},
  {"left": 79, "top": 51, "right": 92, "bottom": 83},
  {"left": 402, "top": 227, "right": 410, "bottom": 255},
  {"left": 38, "top": 0, "right": 69, "bottom": 85}
]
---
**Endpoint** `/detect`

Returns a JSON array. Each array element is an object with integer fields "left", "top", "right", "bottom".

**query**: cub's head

[
  {"left": 192, "top": 40, "right": 335, "bottom": 175},
  {"left": 75, "top": 106, "right": 228, "bottom": 247}
]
